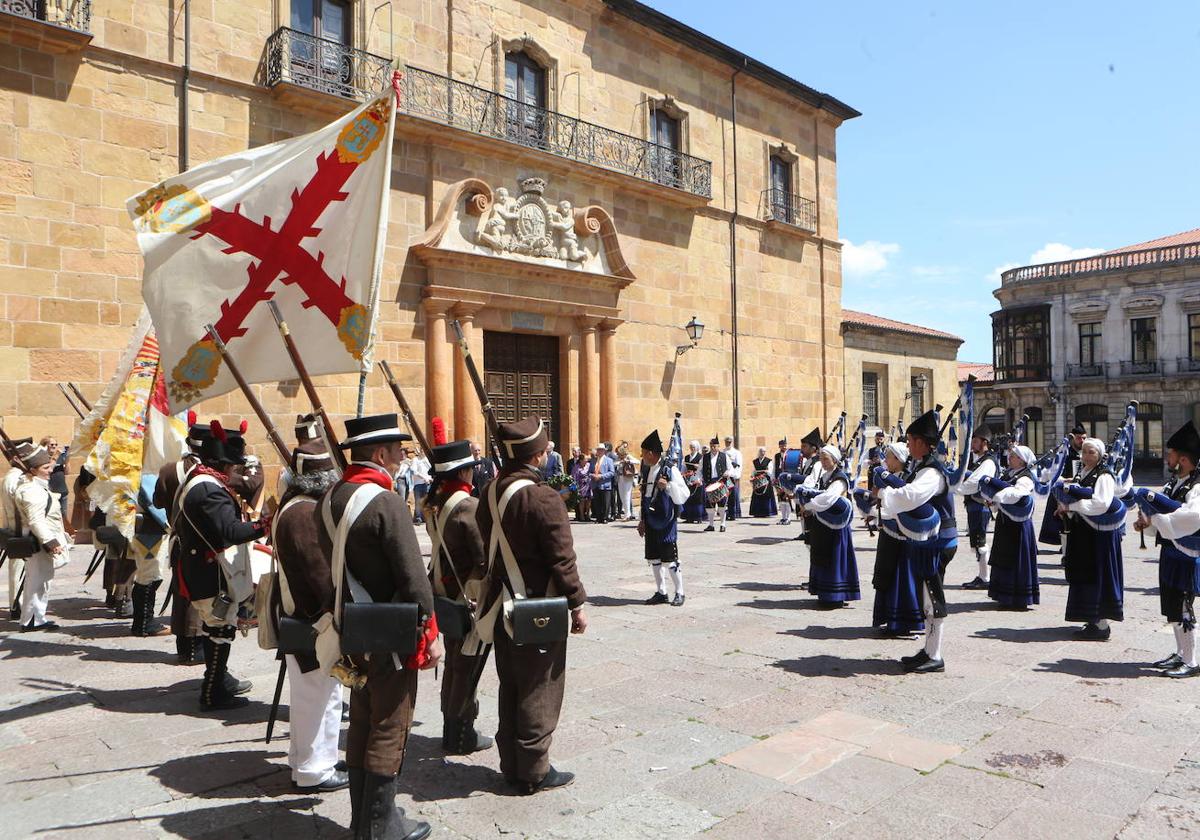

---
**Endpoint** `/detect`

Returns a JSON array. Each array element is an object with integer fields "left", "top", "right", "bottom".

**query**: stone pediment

[
  {"left": 1180, "top": 290, "right": 1200, "bottom": 313},
  {"left": 410, "top": 177, "right": 635, "bottom": 290},
  {"left": 1067, "top": 298, "right": 1109, "bottom": 319},
  {"left": 1120, "top": 293, "right": 1164, "bottom": 313}
]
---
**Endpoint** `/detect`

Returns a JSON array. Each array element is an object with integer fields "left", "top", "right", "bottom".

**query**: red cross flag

[{"left": 128, "top": 89, "right": 397, "bottom": 411}]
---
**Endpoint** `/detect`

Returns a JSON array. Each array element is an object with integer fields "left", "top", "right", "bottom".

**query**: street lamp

[
  {"left": 912, "top": 373, "right": 928, "bottom": 414},
  {"left": 676, "top": 315, "right": 705, "bottom": 357}
]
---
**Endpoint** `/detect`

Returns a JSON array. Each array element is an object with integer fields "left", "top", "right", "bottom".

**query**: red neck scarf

[
  {"left": 193, "top": 464, "right": 233, "bottom": 489},
  {"left": 344, "top": 462, "right": 394, "bottom": 490},
  {"left": 444, "top": 478, "right": 473, "bottom": 497}
]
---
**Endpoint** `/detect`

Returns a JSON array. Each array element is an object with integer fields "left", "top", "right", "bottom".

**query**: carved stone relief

[{"left": 476, "top": 177, "right": 587, "bottom": 263}]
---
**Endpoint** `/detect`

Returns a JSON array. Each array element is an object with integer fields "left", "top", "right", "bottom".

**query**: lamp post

[
  {"left": 911, "top": 373, "right": 928, "bottom": 415},
  {"left": 675, "top": 315, "right": 705, "bottom": 357}
]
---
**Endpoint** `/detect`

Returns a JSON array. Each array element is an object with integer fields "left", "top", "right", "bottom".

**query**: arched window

[
  {"left": 1075, "top": 404, "right": 1108, "bottom": 441},
  {"left": 982, "top": 406, "right": 1007, "bottom": 434},
  {"left": 1023, "top": 406, "right": 1044, "bottom": 454},
  {"left": 1135, "top": 402, "right": 1164, "bottom": 466}
]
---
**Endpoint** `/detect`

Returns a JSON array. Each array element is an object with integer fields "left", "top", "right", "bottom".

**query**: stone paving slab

[{"left": 1, "top": 494, "right": 1195, "bottom": 838}]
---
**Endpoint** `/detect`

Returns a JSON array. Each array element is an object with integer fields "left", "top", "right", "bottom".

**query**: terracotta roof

[
  {"left": 841, "top": 309, "right": 963, "bottom": 343},
  {"left": 1099, "top": 227, "right": 1200, "bottom": 256},
  {"left": 958, "top": 362, "right": 994, "bottom": 384}
]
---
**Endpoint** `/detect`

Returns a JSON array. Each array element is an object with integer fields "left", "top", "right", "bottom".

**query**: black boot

[
  {"left": 349, "top": 766, "right": 365, "bottom": 836},
  {"left": 176, "top": 635, "right": 202, "bottom": 665},
  {"left": 358, "top": 772, "right": 430, "bottom": 840},
  {"left": 442, "top": 714, "right": 494, "bottom": 755},
  {"left": 140, "top": 580, "right": 170, "bottom": 637},
  {"left": 130, "top": 583, "right": 146, "bottom": 636},
  {"left": 114, "top": 595, "right": 133, "bottom": 619},
  {"left": 199, "top": 637, "right": 249, "bottom": 711}
]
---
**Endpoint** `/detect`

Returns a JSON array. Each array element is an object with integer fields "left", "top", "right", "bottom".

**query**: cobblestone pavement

[{"left": 2, "top": 495, "right": 1199, "bottom": 839}]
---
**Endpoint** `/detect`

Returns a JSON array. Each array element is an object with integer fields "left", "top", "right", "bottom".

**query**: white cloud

[
  {"left": 841, "top": 239, "right": 899, "bottom": 277},
  {"left": 988, "top": 242, "right": 1102, "bottom": 284}
]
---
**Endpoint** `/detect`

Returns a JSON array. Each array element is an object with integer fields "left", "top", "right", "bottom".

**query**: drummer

[
  {"left": 749, "top": 447, "right": 777, "bottom": 519},
  {"left": 701, "top": 436, "right": 732, "bottom": 533}
]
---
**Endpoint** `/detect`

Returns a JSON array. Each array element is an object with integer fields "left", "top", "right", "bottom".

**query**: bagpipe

[
  {"left": 793, "top": 482, "right": 854, "bottom": 530},
  {"left": 775, "top": 447, "right": 806, "bottom": 496},
  {"left": 1049, "top": 401, "right": 1137, "bottom": 531},
  {"left": 648, "top": 414, "right": 684, "bottom": 516},
  {"left": 1128, "top": 488, "right": 1200, "bottom": 556},
  {"left": 856, "top": 465, "right": 940, "bottom": 543}
]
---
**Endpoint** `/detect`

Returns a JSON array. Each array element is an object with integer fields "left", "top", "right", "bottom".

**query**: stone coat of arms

[{"left": 478, "top": 177, "right": 587, "bottom": 263}]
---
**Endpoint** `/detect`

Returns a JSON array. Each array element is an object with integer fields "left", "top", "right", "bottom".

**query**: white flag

[{"left": 129, "top": 90, "right": 396, "bottom": 411}]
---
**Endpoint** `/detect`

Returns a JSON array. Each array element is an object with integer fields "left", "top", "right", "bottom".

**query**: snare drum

[
  {"left": 751, "top": 471, "right": 771, "bottom": 493},
  {"left": 685, "top": 470, "right": 703, "bottom": 490},
  {"left": 704, "top": 480, "right": 730, "bottom": 507}
]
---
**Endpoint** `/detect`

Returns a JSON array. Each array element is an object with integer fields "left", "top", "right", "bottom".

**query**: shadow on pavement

[
  {"left": 722, "top": 581, "right": 803, "bottom": 592},
  {"left": 407, "top": 733, "right": 506, "bottom": 802},
  {"left": 770, "top": 654, "right": 898, "bottom": 677},
  {"left": 1033, "top": 657, "right": 1153, "bottom": 680},
  {"left": 15, "top": 676, "right": 269, "bottom": 726},
  {"left": 736, "top": 598, "right": 815, "bottom": 611},
  {"left": 0, "top": 633, "right": 177, "bottom": 667},
  {"left": 734, "top": 536, "right": 793, "bottom": 546},
  {"left": 780, "top": 625, "right": 879, "bottom": 641},
  {"left": 972, "top": 626, "right": 1077, "bottom": 643},
  {"left": 587, "top": 595, "right": 650, "bottom": 607}
]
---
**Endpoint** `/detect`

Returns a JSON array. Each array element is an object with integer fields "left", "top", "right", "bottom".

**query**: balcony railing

[
  {"left": 265, "top": 27, "right": 391, "bottom": 102},
  {"left": 399, "top": 66, "right": 713, "bottom": 199},
  {"left": 1, "top": 0, "right": 90, "bottom": 31},
  {"left": 1177, "top": 356, "right": 1200, "bottom": 374},
  {"left": 1066, "top": 362, "right": 1106, "bottom": 379},
  {"left": 762, "top": 188, "right": 816, "bottom": 232},
  {"left": 1120, "top": 359, "right": 1160, "bottom": 376},
  {"left": 1001, "top": 241, "right": 1200, "bottom": 285}
]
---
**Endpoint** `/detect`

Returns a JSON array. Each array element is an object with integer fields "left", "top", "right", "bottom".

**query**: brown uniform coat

[{"left": 429, "top": 492, "right": 486, "bottom": 599}]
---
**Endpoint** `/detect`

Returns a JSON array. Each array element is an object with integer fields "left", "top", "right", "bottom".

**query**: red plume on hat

[
  {"left": 187, "top": 409, "right": 197, "bottom": 427},
  {"left": 239, "top": 419, "right": 248, "bottom": 434},
  {"left": 431, "top": 417, "right": 447, "bottom": 446},
  {"left": 210, "top": 419, "right": 227, "bottom": 442}
]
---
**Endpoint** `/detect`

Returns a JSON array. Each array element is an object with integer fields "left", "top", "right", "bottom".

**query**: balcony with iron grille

[
  {"left": 264, "top": 27, "right": 392, "bottom": 111},
  {"left": 1119, "top": 359, "right": 1160, "bottom": 376},
  {"left": 1176, "top": 356, "right": 1200, "bottom": 374},
  {"left": 398, "top": 66, "right": 713, "bottom": 201},
  {"left": 1, "top": 0, "right": 91, "bottom": 51},
  {"left": 1066, "top": 362, "right": 1106, "bottom": 379},
  {"left": 761, "top": 188, "right": 816, "bottom": 233}
]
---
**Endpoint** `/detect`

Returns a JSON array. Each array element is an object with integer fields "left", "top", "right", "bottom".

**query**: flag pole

[
  {"left": 265, "top": 301, "right": 349, "bottom": 470},
  {"left": 58, "top": 384, "right": 86, "bottom": 420},
  {"left": 379, "top": 360, "right": 432, "bottom": 460},
  {"left": 204, "top": 324, "right": 292, "bottom": 466}
]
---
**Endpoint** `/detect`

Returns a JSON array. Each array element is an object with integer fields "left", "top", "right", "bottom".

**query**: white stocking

[
  {"left": 651, "top": 563, "right": 666, "bottom": 595},
  {"left": 1172, "top": 623, "right": 1184, "bottom": 657},
  {"left": 668, "top": 562, "right": 684, "bottom": 597},
  {"left": 977, "top": 547, "right": 990, "bottom": 582},
  {"left": 780, "top": 503, "right": 792, "bottom": 524},
  {"left": 922, "top": 583, "right": 944, "bottom": 660},
  {"left": 1183, "top": 628, "right": 1197, "bottom": 668},
  {"left": 1096, "top": 618, "right": 1110, "bottom": 631}
]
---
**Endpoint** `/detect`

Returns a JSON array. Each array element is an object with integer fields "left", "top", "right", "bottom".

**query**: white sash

[{"left": 471, "top": 479, "right": 535, "bottom": 647}]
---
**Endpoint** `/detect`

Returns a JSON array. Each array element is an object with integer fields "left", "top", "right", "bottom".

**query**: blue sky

[{"left": 646, "top": 0, "right": 1200, "bottom": 361}]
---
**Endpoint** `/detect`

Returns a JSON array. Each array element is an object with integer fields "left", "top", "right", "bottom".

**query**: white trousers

[
  {"left": 7, "top": 555, "right": 24, "bottom": 611},
  {"left": 133, "top": 538, "right": 167, "bottom": 586},
  {"left": 285, "top": 654, "right": 344, "bottom": 786},
  {"left": 617, "top": 478, "right": 636, "bottom": 519},
  {"left": 20, "top": 553, "right": 54, "bottom": 626}
]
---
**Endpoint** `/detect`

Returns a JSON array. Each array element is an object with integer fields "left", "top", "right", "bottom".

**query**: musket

[
  {"left": 265, "top": 659, "right": 287, "bottom": 744},
  {"left": 0, "top": 425, "right": 32, "bottom": 472},
  {"left": 67, "top": 383, "right": 93, "bottom": 413},
  {"left": 82, "top": 548, "right": 105, "bottom": 583},
  {"left": 449, "top": 320, "right": 504, "bottom": 465},
  {"left": 265, "top": 302, "right": 348, "bottom": 470},
  {"left": 58, "top": 384, "right": 86, "bottom": 420},
  {"left": 379, "top": 360, "right": 432, "bottom": 460},
  {"left": 204, "top": 324, "right": 292, "bottom": 467}
]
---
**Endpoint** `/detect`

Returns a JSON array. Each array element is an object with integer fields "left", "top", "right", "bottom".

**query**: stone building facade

[
  {"left": 983, "top": 227, "right": 1200, "bottom": 467},
  {"left": 840, "top": 310, "right": 962, "bottom": 436},
  {"left": 0, "top": 0, "right": 859, "bottom": 458}
]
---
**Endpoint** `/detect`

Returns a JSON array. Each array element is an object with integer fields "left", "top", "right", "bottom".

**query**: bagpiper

[
  {"left": 639, "top": 429, "right": 690, "bottom": 607},
  {"left": 955, "top": 426, "right": 998, "bottom": 590},
  {"left": 977, "top": 445, "right": 1040, "bottom": 610}
]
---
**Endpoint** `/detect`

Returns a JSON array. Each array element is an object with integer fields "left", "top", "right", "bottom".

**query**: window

[
  {"left": 649, "top": 107, "right": 683, "bottom": 188},
  {"left": 910, "top": 375, "right": 926, "bottom": 416},
  {"left": 1075, "top": 404, "right": 1108, "bottom": 441},
  {"left": 1023, "top": 406, "right": 1044, "bottom": 455},
  {"left": 1130, "top": 317, "right": 1157, "bottom": 364},
  {"left": 1134, "top": 402, "right": 1163, "bottom": 465},
  {"left": 992, "top": 305, "right": 1051, "bottom": 382},
  {"left": 1078, "top": 322, "right": 1101, "bottom": 366},
  {"left": 982, "top": 406, "right": 1008, "bottom": 434},
  {"left": 290, "top": 0, "right": 352, "bottom": 90},
  {"left": 504, "top": 51, "right": 548, "bottom": 148},
  {"left": 862, "top": 371, "right": 879, "bottom": 426},
  {"left": 769, "top": 155, "right": 792, "bottom": 219},
  {"left": 1189, "top": 313, "right": 1200, "bottom": 361}
]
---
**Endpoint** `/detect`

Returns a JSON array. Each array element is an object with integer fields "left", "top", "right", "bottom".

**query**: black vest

[
  {"left": 965, "top": 451, "right": 998, "bottom": 508},
  {"left": 906, "top": 452, "right": 957, "bottom": 537}
]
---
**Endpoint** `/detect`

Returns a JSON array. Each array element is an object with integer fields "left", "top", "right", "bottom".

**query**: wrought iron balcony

[
  {"left": 761, "top": 188, "right": 816, "bottom": 232},
  {"left": 1, "top": 0, "right": 90, "bottom": 32},
  {"left": 1119, "top": 359, "right": 1159, "bottom": 376},
  {"left": 265, "top": 27, "right": 391, "bottom": 102},
  {"left": 399, "top": 65, "right": 713, "bottom": 199},
  {"left": 1066, "top": 362, "right": 1106, "bottom": 379},
  {"left": 1177, "top": 356, "right": 1200, "bottom": 374}
]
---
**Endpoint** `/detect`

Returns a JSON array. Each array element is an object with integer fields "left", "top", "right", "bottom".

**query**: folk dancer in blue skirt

[
  {"left": 798, "top": 444, "right": 861, "bottom": 608},
  {"left": 1054, "top": 437, "right": 1124, "bottom": 641},
  {"left": 955, "top": 426, "right": 998, "bottom": 590},
  {"left": 1038, "top": 424, "right": 1084, "bottom": 550},
  {"left": 1132, "top": 420, "right": 1200, "bottom": 678},
  {"left": 876, "top": 410, "right": 958, "bottom": 673},
  {"left": 867, "top": 441, "right": 925, "bottom": 636},
  {"left": 749, "top": 447, "right": 778, "bottom": 519},
  {"left": 681, "top": 441, "right": 705, "bottom": 524},
  {"left": 639, "top": 430, "right": 691, "bottom": 607},
  {"left": 977, "top": 445, "right": 1040, "bottom": 610}
]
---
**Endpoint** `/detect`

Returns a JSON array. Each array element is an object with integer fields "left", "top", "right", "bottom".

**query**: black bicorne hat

[
  {"left": 641, "top": 430, "right": 663, "bottom": 455},
  {"left": 199, "top": 421, "right": 246, "bottom": 466},
  {"left": 340, "top": 414, "right": 411, "bottom": 449},
  {"left": 906, "top": 410, "right": 940, "bottom": 443},
  {"left": 1166, "top": 420, "right": 1200, "bottom": 460},
  {"left": 800, "top": 427, "right": 822, "bottom": 448}
]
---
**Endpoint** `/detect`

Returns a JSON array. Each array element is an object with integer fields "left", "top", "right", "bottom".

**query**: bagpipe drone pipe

[
  {"left": 976, "top": 474, "right": 1035, "bottom": 522},
  {"left": 793, "top": 484, "right": 854, "bottom": 530},
  {"left": 1128, "top": 488, "right": 1200, "bottom": 556},
  {"left": 1048, "top": 401, "right": 1137, "bottom": 531},
  {"left": 852, "top": 466, "right": 940, "bottom": 544}
]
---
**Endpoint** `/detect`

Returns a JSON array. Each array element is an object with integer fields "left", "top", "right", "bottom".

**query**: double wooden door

[{"left": 483, "top": 331, "right": 561, "bottom": 447}]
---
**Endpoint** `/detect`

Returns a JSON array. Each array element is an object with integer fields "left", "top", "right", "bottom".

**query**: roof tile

[{"left": 841, "top": 309, "right": 963, "bottom": 343}]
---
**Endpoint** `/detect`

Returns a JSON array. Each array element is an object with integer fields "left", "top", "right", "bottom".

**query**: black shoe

[
  {"left": 1153, "top": 653, "right": 1184, "bottom": 669},
  {"left": 961, "top": 576, "right": 988, "bottom": 590},
  {"left": 644, "top": 592, "right": 670, "bottom": 606},
  {"left": 521, "top": 767, "right": 575, "bottom": 796},
  {"left": 1165, "top": 664, "right": 1200, "bottom": 679},
  {"left": 792, "top": 533, "right": 805, "bottom": 541},
  {"left": 8, "top": 605, "right": 18, "bottom": 621},
  {"left": 703, "top": 525, "right": 715, "bottom": 532},
  {"left": 361, "top": 772, "right": 431, "bottom": 839},
  {"left": 719, "top": 525, "right": 726, "bottom": 533},
  {"left": 671, "top": 593, "right": 686, "bottom": 607},
  {"left": 911, "top": 657, "right": 945, "bottom": 674},
  {"left": 342, "top": 701, "right": 351, "bottom": 722},
  {"left": 1074, "top": 623, "right": 1111, "bottom": 641},
  {"left": 224, "top": 672, "right": 252, "bottom": 695},
  {"left": 20, "top": 620, "right": 60, "bottom": 633},
  {"left": 294, "top": 769, "right": 350, "bottom": 793},
  {"left": 900, "top": 650, "right": 930, "bottom": 669}
]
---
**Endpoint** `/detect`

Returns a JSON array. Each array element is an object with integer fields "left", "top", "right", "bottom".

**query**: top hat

[{"left": 340, "top": 414, "right": 411, "bottom": 449}]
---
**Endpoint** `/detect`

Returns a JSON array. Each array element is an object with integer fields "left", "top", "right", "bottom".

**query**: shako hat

[
  {"left": 295, "top": 413, "right": 320, "bottom": 443},
  {"left": 291, "top": 440, "right": 335, "bottom": 476},
  {"left": 906, "top": 410, "right": 940, "bottom": 444},
  {"left": 21, "top": 444, "right": 52, "bottom": 471},
  {"left": 340, "top": 413, "right": 410, "bottom": 449},
  {"left": 497, "top": 417, "right": 549, "bottom": 460},
  {"left": 971, "top": 424, "right": 993, "bottom": 443},
  {"left": 801, "top": 427, "right": 822, "bottom": 448},
  {"left": 431, "top": 440, "right": 485, "bottom": 476},
  {"left": 199, "top": 420, "right": 247, "bottom": 466},
  {"left": 1166, "top": 420, "right": 1200, "bottom": 461},
  {"left": 640, "top": 429, "right": 664, "bottom": 455}
]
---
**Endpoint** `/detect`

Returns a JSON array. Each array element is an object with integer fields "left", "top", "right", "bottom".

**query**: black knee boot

[
  {"left": 141, "top": 580, "right": 169, "bottom": 636},
  {"left": 442, "top": 701, "right": 494, "bottom": 755},
  {"left": 176, "top": 634, "right": 200, "bottom": 664},
  {"left": 358, "top": 772, "right": 430, "bottom": 840},
  {"left": 199, "top": 637, "right": 249, "bottom": 711},
  {"left": 130, "top": 584, "right": 146, "bottom": 636},
  {"left": 349, "top": 766, "right": 365, "bottom": 835}
]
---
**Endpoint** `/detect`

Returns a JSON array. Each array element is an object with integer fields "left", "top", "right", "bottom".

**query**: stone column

[
  {"left": 599, "top": 321, "right": 618, "bottom": 443},
  {"left": 424, "top": 301, "right": 452, "bottom": 433},
  {"left": 453, "top": 306, "right": 484, "bottom": 445},
  {"left": 578, "top": 317, "right": 601, "bottom": 448}
]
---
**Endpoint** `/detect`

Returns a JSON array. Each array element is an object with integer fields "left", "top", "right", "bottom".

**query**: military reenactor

[
  {"left": 273, "top": 440, "right": 348, "bottom": 791},
  {"left": 14, "top": 443, "right": 72, "bottom": 631},
  {"left": 2, "top": 437, "right": 33, "bottom": 621},
  {"left": 423, "top": 433, "right": 493, "bottom": 755},
  {"left": 475, "top": 417, "right": 588, "bottom": 796},
  {"left": 316, "top": 413, "right": 441, "bottom": 839},
  {"left": 955, "top": 426, "right": 998, "bottom": 589},
  {"left": 638, "top": 429, "right": 690, "bottom": 607}
]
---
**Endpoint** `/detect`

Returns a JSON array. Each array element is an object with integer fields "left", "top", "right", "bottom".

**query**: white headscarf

[
  {"left": 1011, "top": 445, "right": 1036, "bottom": 467},
  {"left": 819, "top": 444, "right": 842, "bottom": 468},
  {"left": 689, "top": 439, "right": 701, "bottom": 451},
  {"left": 885, "top": 441, "right": 909, "bottom": 464},
  {"left": 1082, "top": 437, "right": 1106, "bottom": 459}
]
